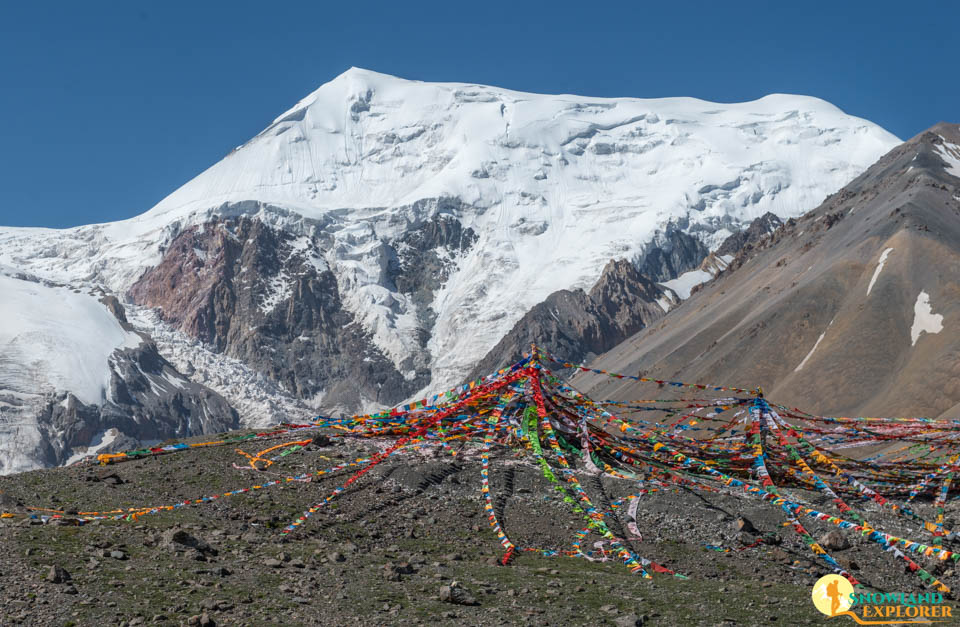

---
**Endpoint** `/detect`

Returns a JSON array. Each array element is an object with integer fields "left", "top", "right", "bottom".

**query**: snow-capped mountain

[{"left": 0, "top": 68, "right": 900, "bottom": 470}]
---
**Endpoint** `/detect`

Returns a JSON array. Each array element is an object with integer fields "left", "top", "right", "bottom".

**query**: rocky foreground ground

[{"left": 0, "top": 432, "right": 957, "bottom": 626}]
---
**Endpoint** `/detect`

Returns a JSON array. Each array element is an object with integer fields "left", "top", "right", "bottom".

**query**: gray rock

[
  {"left": 769, "top": 549, "right": 792, "bottom": 563},
  {"left": 98, "top": 472, "right": 123, "bottom": 486},
  {"left": 637, "top": 226, "right": 709, "bottom": 282},
  {"left": 0, "top": 493, "right": 21, "bottom": 510},
  {"left": 736, "top": 532, "right": 756, "bottom": 545},
  {"left": 162, "top": 529, "right": 216, "bottom": 556},
  {"left": 614, "top": 615, "right": 644, "bottom": 627},
  {"left": 836, "top": 557, "right": 860, "bottom": 571},
  {"left": 384, "top": 570, "right": 402, "bottom": 582},
  {"left": 46, "top": 565, "right": 71, "bottom": 584},
  {"left": 929, "top": 560, "right": 948, "bottom": 576},
  {"left": 716, "top": 212, "right": 783, "bottom": 258},
  {"left": 819, "top": 530, "right": 851, "bottom": 551},
  {"left": 439, "top": 582, "right": 478, "bottom": 606},
  {"left": 735, "top": 517, "right": 757, "bottom": 533}
]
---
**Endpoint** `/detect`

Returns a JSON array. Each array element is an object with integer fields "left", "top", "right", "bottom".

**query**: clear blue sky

[{"left": 1, "top": 1, "right": 955, "bottom": 228}]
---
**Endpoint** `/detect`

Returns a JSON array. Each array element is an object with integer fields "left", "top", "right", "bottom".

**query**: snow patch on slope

[
  {"left": 65, "top": 428, "right": 119, "bottom": 465},
  {"left": 660, "top": 269, "right": 714, "bottom": 300},
  {"left": 290, "top": 235, "right": 329, "bottom": 273},
  {"left": 795, "top": 333, "right": 826, "bottom": 372},
  {"left": 657, "top": 253, "right": 736, "bottom": 302},
  {"left": 866, "top": 247, "right": 893, "bottom": 295},
  {"left": 936, "top": 138, "right": 960, "bottom": 178},
  {"left": 910, "top": 291, "right": 944, "bottom": 346},
  {"left": 795, "top": 318, "right": 835, "bottom": 372},
  {"left": 260, "top": 271, "right": 292, "bottom": 314}
]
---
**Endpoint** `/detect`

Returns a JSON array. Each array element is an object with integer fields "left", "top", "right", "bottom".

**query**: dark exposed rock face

[
  {"left": 716, "top": 212, "right": 783, "bottom": 258},
  {"left": 638, "top": 228, "right": 710, "bottom": 282},
  {"left": 129, "top": 215, "right": 478, "bottom": 411},
  {"left": 468, "top": 259, "right": 669, "bottom": 378},
  {"left": 387, "top": 215, "right": 478, "bottom": 349},
  {"left": 588, "top": 259, "right": 669, "bottom": 333},
  {"left": 130, "top": 217, "right": 402, "bottom": 409}
]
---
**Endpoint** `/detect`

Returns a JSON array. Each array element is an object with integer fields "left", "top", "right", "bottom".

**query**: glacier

[{"left": 0, "top": 273, "right": 142, "bottom": 406}]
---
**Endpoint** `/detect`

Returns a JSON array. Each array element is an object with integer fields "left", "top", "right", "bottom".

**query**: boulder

[
  {"left": 311, "top": 434, "right": 332, "bottom": 447},
  {"left": 439, "top": 582, "right": 478, "bottom": 606},
  {"left": 46, "top": 565, "right": 71, "bottom": 584},
  {"left": 161, "top": 528, "right": 216, "bottom": 556},
  {"left": 819, "top": 530, "right": 851, "bottom": 551},
  {"left": 735, "top": 516, "right": 757, "bottom": 534}
]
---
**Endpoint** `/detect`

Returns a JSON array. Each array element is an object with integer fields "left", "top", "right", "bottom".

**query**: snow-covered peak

[
  {"left": 134, "top": 69, "right": 898, "bottom": 232},
  {"left": 271, "top": 66, "right": 409, "bottom": 124}
]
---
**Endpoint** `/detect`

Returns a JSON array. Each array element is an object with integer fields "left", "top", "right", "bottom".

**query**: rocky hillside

[
  {"left": 578, "top": 123, "right": 960, "bottom": 419},
  {"left": 1, "top": 427, "right": 955, "bottom": 626}
]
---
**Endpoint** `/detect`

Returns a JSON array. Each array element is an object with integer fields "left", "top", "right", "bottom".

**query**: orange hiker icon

[{"left": 825, "top": 579, "right": 841, "bottom": 615}]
